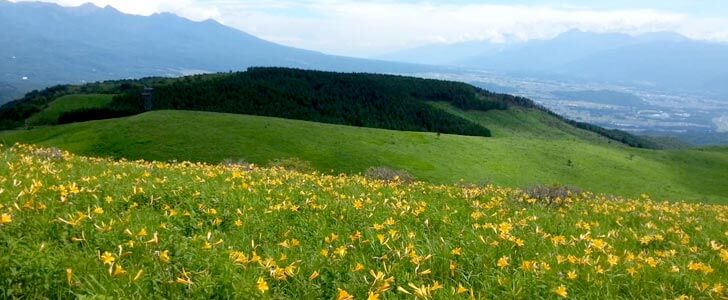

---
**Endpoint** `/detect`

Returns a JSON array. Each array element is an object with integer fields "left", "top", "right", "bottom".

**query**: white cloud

[
  {"left": 9, "top": 0, "right": 728, "bottom": 56},
  {"left": 714, "top": 115, "right": 728, "bottom": 133}
]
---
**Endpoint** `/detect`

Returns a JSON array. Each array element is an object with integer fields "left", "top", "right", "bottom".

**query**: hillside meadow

[
  {"left": 1, "top": 110, "right": 727, "bottom": 204},
  {"left": 0, "top": 144, "right": 726, "bottom": 298}
]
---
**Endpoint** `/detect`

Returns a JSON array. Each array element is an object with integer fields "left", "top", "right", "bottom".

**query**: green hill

[
  {"left": 26, "top": 94, "right": 115, "bottom": 125},
  {"left": 2, "top": 109, "right": 726, "bottom": 203},
  {"left": 0, "top": 68, "right": 658, "bottom": 148}
]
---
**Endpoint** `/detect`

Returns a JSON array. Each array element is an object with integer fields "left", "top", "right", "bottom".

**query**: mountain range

[
  {"left": 380, "top": 30, "right": 728, "bottom": 97},
  {"left": 0, "top": 0, "right": 429, "bottom": 103}
]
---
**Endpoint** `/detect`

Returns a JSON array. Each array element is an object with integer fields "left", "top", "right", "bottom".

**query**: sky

[{"left": 10, "top": 0, "right": 728, "bottom": 57}]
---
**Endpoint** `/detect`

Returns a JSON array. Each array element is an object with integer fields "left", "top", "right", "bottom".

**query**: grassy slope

[
  {"left": 1, "top": 144, "right": 727, "bottom": 298},
  {"left": 26, "top": 94, "right": 115, "bottom": 125},
  {"left": 2, "top": 110, "right": 727, "bottom": 203}
]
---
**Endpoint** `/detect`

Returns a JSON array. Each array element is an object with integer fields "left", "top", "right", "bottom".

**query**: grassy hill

[
  {"left": 1, "top": 144, "right": 726, "bottom": 298},
  {"left": 0, "top": 68, "right": 659, "bottom": 148},
  {"left": 2, "top": 109, "right": 727, "bottom": 203},
  {"left": 26, "top": 94, "right": 115, "bottom": 125}
]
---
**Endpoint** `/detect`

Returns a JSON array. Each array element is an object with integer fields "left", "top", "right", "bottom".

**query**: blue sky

[{"left": 12, "top": 0, "right": 728, "bottom": 56}]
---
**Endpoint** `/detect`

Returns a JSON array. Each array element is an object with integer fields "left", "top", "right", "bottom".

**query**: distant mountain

[
  {"left": 0, "top": 1, "right": 430, "bottom": 103},
  {"left": 379, "top": 30, "right": 728, "bottom": 96}
]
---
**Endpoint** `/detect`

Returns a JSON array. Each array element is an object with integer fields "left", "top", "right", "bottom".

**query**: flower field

[{"left": 0, "top": 144, "right": 726, "bottom": 299}]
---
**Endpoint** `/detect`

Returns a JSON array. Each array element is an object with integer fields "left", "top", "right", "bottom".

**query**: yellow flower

[
  {"left": 256, "top": 277, "right": 269, "bottom": 293},
  {"left": 66, "top": 268, "right": 73, "bottom": 286},
  {"left": 112, "top": 264, "right": 127, "bottom": 277},
  {"left": 367, "top": 292, "right": 379, "bottom": 300},
  {"left": 354, "top": 263, "right": 365, "bottom": 272},
  {"left": 607, "top": 254, "right": 619, "bottom": 266},
  {"left": 456, "top": 283, "right": 469, "bottom": 294},
  {"left": 520, "top": 260, "right": 536, "bottom": 271},
  {"left": 0, "top": 213, "right": 12, "bottom": 225},
  {"left": 720, "top": 249, "right": 728, "bottom": 263},
  {"left": 497, "top": 256, "right": 509, "bottom": 269},
  {"left": 159, "top": 250, "right": 170, "bottom": 263},
  {"left": 566, "top": 270, "right": 577, "bottom": 280},
  {"left": 334, "top": 246, "right": 347, "bottom": 258},
  {"left": 176, "top": 269, "right": 193, "bottom": 285},
  {"left": 711, "top": 283, "right": 725, "bottom": 295},
  {"left": 100, "top": 251, "right": 115, "bottom": 265},
  {"left": 309, "top": 271, "right": 320, "bottom": 280},
  {"left": 337, "top": 288, "right": 354, "bottom": 300},
  {"left": 93, "top": 207, "right": 104, "bottom": 215},
  {"left": 554, "top": 285, "right": 568, "bottom": 298},
  {"left": 451, "top": 247, "right": 462, "bottom": 256}
]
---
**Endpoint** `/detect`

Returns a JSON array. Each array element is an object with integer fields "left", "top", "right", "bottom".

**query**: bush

[{"left": 364, "top": 166, "right": 415, "bottom": 183}]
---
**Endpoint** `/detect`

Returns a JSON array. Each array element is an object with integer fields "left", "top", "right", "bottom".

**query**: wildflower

[
  {"left": 451, "top": 247, "right": 462, "bottom": 256},
  {"left": 520, "top": 260, "right": 536, "bottom": 271},
  {"left": 456, "top": 283, "right": 469, "bottom": 294},
  {"left": 551, "top": 235, "right": 566, "bottom": 246},
  {"left": 367, "top": 292, "right": 379, "bottom": 300},
  {"left": 256, "top": 277, "right": 268, "bottom": 293},
  {"left": 159, "top": 250, "right": 170, "bottom": 263},
  {"left": 566, "top": 270, "right": 577, "bottom": 280},
  {"left": 354, "top": 263, "right": 365, "bottom": 272},
  {"left": 607, "top": 254, "right": 619, "bottom": 266},
  {"left": 337, "top": 288, "right": 354, "bottom": 300},
  {"left": 334, "top": 246, "right": 347, "bottom": 258},
  {"left": 176, "top": 269, "right": 193, "bottom": 286},
  {"left": 497, "top": 256, "right": 510, "bottom": 269},
  {"left": 1, "top": 213, "right": 13, "bottom": 225},
  {"left": 66, "top": 268, "right": 73, "bottom": 286},
  {"left": 309, "top": 271, "right": 320, "bottom": 280},
  {"left": 554, "top": 285, "right": 568, "bottom": 298},
  {"left": 93, "top": 207, "right": 104, "bottom": 215},
  {"left": 112, "top": 264, "right": 127, "bottom": 277},
  {"left": 711, "top": 283, "right": 725, "bottom": 295},
  {"left": 100, "top": 251, "right": 115, "bottom": 265}
]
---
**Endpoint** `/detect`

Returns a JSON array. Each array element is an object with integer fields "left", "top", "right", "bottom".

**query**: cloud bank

[{"left": 9, "top": 0, "right": 728, "bottom": 56}]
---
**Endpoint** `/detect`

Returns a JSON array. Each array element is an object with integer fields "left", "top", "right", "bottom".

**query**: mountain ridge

[{"left": 0, "top": 1, "right": 433, "bottom": 103}]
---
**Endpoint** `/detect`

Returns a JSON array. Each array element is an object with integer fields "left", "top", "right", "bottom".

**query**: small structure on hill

[{"left": 142, "top": 87, "right": 154, "bottom": 111}]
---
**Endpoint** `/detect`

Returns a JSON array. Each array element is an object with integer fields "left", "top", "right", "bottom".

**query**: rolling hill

[{"left": 2, "top": 109, "right": 726, "bottom": 204}]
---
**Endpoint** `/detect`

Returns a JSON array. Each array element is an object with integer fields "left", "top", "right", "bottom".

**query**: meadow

[
  {"left": 0, "top": 144, "right": 726, "bottom": 298},
  {"left": 2, "top": 109, "right": 727, "bottom": 204},
  {"left": 26, "top": 94, "right": 115, "bottom": 126}
]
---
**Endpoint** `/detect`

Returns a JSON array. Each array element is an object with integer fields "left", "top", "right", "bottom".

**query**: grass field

[
  {"left": 26, "top": 94, "right": 115, "bottom": 125},
  {"left": 0, "top": 144, "right": 726, "bottom": 298},
  {"left": 2, "top": 109, "right": 727, "bottom": 204}
]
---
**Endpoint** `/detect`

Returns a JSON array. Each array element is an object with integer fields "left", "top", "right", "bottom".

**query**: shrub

[{"left": 364, "top": 166, "right": 415, "bottom": 183}]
